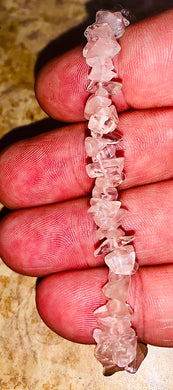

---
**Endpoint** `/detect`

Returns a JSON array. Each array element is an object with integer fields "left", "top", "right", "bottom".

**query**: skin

[{"left": 0, "top": 9, "right": 173, "bottom": 348}]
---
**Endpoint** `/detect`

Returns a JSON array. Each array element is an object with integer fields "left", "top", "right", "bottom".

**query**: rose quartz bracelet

[{"left": 83, "top": 10, "right": 147, "bottom": 375}]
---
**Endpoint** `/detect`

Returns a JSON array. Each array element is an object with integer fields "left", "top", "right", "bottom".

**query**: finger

[
  {"left": 0, "top": 108, "right": 172, "bottom": 208},
  {"left": 35, "top": 10, "right": 173, "bottom": 122},
  {"left": 0, "top": 123, "right": 89, "bottom": 209},
  {"left": 36, "top": 265, "right": 173, "bottom": 347},
  {"left": 0, "top": 181, "right": 172, "bottom": 276}
]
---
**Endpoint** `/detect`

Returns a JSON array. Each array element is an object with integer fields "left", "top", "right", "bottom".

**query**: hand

[{"left": 0, "top": 10, "right": 172, "bottom": 347}]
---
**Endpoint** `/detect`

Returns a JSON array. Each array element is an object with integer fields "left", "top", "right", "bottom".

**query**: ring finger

[{"left": 0, "top": 180, "right": 172, "bottom": 276}]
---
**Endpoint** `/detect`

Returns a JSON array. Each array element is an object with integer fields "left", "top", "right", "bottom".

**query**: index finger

[{"left": 35, "top": 10, "right": 173, "bottom": 122}]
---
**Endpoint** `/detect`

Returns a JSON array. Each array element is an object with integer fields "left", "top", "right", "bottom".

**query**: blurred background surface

[{"left": 0, "top": 0, "right": 173, "bottom": 389}]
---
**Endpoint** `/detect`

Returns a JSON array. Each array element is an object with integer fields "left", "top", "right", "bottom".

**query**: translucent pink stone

[
  {"left": 93, "top": 328, "right": 115, "bottom": 344},
  {"left": 87, "top": 80, "right": 121, "bottom": 95},
  {"left": 86, "top": 157, "right": 124, "bottom": 178},
  {"left": 114, "top": 329, "right": 137, "bottom": 367},
  {"left": 102, "top": 275, "right": 131, "bottom": 300},
  {"left": 83, "top": 37, "right": 121, "bottom": 59},
  {"left": 84, "top": 95, "right": 112, "bottom": 120},
  {"left": 92, "top": 184, "right": 118, "bottom": 202},
  {"left": 88, "top": 200, "right": 121, "bottom": 230},
  {"left": 95, "top": 227, "right": 134, "bottom": 247},
  {"left": 94, "top": 233, "right": 129, "bottom": 255},
  {"left": 120, "top": 235, "right": 134, "bottom": 245},
  {"left": 94, "top": 175, "right": 124, "bottom": 192},
  {"left": 88, "top": 58, "right": 116, "bottom": 82},
  {"left": 86, "top": 56, "right": 114, "bottom": 70},
  {"left": 95, "top": 227, "right": 125, "bottom": 241},
  {"left": 84, "top": 22, "right": 115, "bottom": 40},
  {"left": 83, "top": 40, "right": 94, "bottom": 58},
  {"left": 88, "top": 105, "right": 119, "bottom": 136},
  {"left": 105, "top": 245, "right": 136, "bottom": 275},
  {"left": 94, "top": 237, "right": 118, "bottom": 256},
  {"left": 93, "top": 327, "right": 137, "bottom": 369},
  {"left": 96, "top": 11, "right": 129, "bottom": 38},
  {"left": 97, "top": 316, "right": 132, "bottom": 336},
  {"left": 85, "top": 137, "right": 120, "bottom": 157},
  {"left": 126, "top": 343, "right": 148, "bottom": 373},
  {"left": 101, "top": 81, "right": 122, "bottom": 95},
  {"left": 89, "top": 66, "right": 115, "bottom": 83},
  {"left": 95, "top": 212, "right": 123, "bottom": 231},
  {"left": 94, "top": 300, "right": 130, "bottom": 323},
  {"left": 89, "top": 198, "right": 121, "bottom": 211},
  {"left": 94, "top": 304, "right": 109, "bottom": 319},
  {"left": 94, "top": 342, "right": 115, "bottom": 369},
  {"left": 91, "top": 206, "right": 127, "bottom": 231},
  {"left": 92, "top": 144, "right": 117, "bottom": 162},
  {"left": 106, "top": 299, "right": 130, "bottom": 317},
  {"left": 95, "top": 85, "right": 109, "bottom": 97}
]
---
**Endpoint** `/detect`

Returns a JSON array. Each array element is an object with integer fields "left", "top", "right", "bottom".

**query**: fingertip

[
  {"left": 35, "top": 46, "right": 89, "bottom": 122},
  {"left": 36, "top": 265, "right": 173, "bottom": 347},
  {"left": 36, "top": 269, "right": 107, "bottom": 344},
  {"left": 0, "top": 213, "right": 19, "bottom": 273},
  {"left": 35, "top": 9, "right": 173, "bottom": 121}
]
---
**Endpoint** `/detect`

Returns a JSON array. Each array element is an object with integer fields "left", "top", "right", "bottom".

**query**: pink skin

[
  {"left": 0, "top": 109, "right": 172, "bottom": 208},
  {"left": 0, "top": 10, "right": 173, "bottom": 346},
  {"left": 35, "top": 10, "right": 173, "bottom": 121},
  {"left": 0, "top": 182, "right": 172, "bottom": 275}
]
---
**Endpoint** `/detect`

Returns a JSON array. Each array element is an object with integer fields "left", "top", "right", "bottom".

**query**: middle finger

[{"left": 0, "top": 108, "right": 172, "bottom": 209}]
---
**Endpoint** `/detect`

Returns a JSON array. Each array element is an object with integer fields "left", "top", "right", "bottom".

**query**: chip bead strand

[{"left": 83, "top": 10, "right": 147, "bottom": 375}]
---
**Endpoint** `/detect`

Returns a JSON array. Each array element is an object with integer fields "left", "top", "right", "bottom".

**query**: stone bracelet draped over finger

[{"left": 83, "top": 9, "right": 148, "bottom": 375}]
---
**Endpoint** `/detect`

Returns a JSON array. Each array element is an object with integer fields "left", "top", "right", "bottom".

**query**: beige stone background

[{"left": 0, "top": 0, "right": 173, "bottom": 389}]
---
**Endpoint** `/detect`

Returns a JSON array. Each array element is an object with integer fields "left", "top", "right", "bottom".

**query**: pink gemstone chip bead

[{"left": 83, "top": 10, "right": 147, "bottom": 375}]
